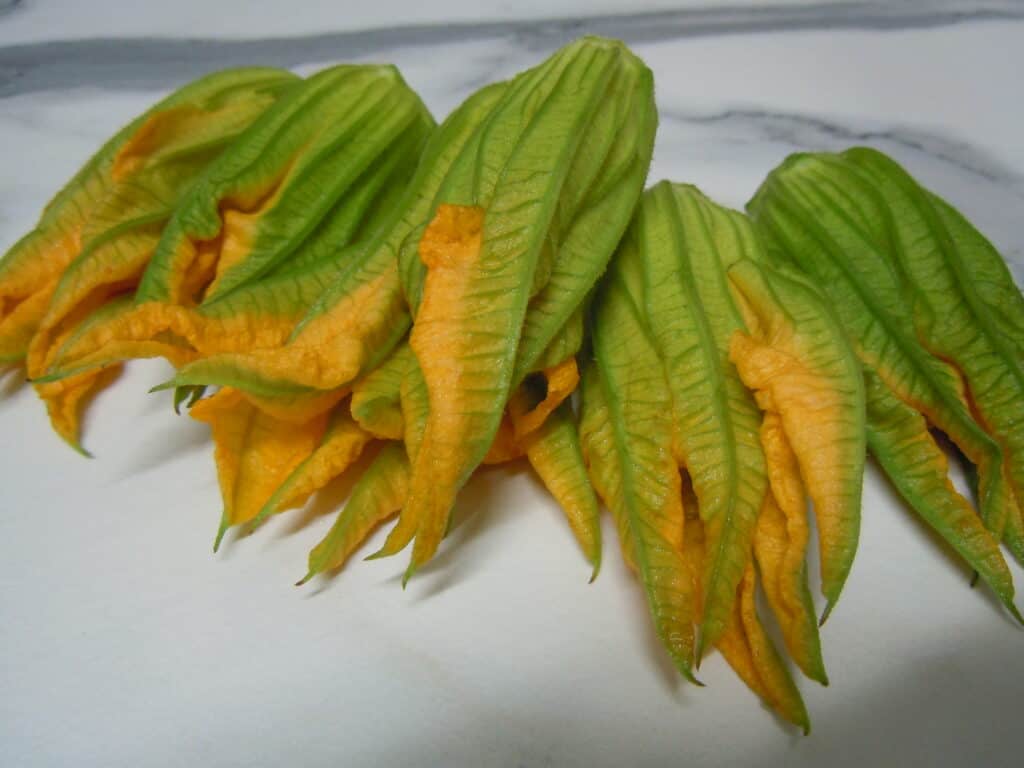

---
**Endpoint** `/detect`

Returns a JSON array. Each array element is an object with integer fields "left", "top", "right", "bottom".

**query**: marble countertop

[{"left": 2, "top": 2, "right": 1022, "bottom": 767}]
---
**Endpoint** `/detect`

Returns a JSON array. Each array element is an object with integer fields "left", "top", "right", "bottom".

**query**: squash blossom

[
  {"left": 748, "top": 150, "right": 1023, "bottom": 618},
  {"left": 38, "top": 64, "right": 434, "bottom": 430},
  {"left": 581, "top": 184, "right": 832, "bottom": 728},
  {"left": 845, "top": 149, "right": 1024, "bottom": 563},
  {"left": 393, "top": 37, "right": 656, "bottom": 582},
  {"left": 2, "top": 67, "right": 299, "bottom": 450},
  {"left": 0, "top": 67, "right": 296, "bottom": 364}
]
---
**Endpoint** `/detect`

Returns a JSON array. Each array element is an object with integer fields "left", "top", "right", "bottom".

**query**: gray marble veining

[{"left": 1, "top": 1, "right": 1023, "bottom": 96}]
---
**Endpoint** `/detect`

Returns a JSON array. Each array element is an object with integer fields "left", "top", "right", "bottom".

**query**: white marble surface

[
  {"left": 0, "top": 0, "right": 926, "bottom": 43},
  {"left": 2, "top": 3, "right": 1023, "bottom": 767}
]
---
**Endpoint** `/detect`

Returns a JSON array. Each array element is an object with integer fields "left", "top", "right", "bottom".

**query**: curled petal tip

[
  {"left": 54, "top": 423, "right": 93, "bottom": 457},
  {"left": 686, "top": 671, "right": 705, "bottom": 687}
]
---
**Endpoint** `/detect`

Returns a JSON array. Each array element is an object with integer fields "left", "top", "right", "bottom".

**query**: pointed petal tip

[
  {"left": 213, "top": 514, "right": 230, "bottom": 553},
  {"left": 806, "top": 659, "right": 830, "bottom": 688},
  {"left": 295, "top": 572, "right": 313, "bottom": 587},
  {"left": 148, "top": 379, "right": 179, "bottom": 394},
  {"left": 56, "top": 427, "right": 93, "bottom": 458},
  {"left": 65, "top": 439, "right": 93, "bottom": 459},
  {"left": 402, "top": 563, "right": 417, "bottom": 589},
  {"left": 819, "top": 600, "right": 836, "bottom": 627}
]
